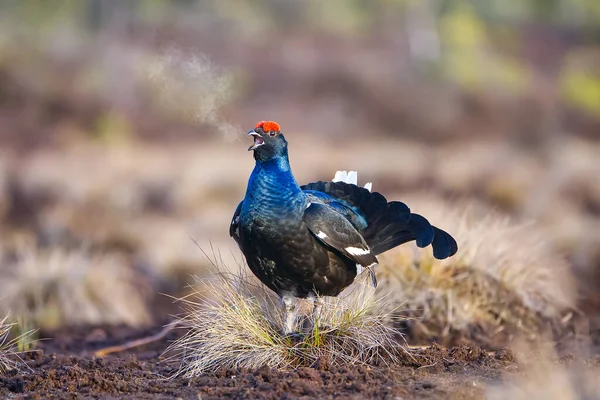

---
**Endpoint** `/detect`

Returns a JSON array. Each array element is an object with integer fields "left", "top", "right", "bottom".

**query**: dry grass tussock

[
  {"left": 486, "top": 341, "right": 600, "bottom": 400},
  {"left": 376, "top": 196, "right": 576, "bottom": 347},
  {"left": 0, "top": 245, "right": 151, "bottom": 330},
  {"left": 0, "top": 315, "right": 35, "bottom": 375},
  {"left": 165, "top": 265, "right": 407, "bottom": 377}
]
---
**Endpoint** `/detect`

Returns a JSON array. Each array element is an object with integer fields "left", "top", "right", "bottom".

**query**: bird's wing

[
  {"left": 304, "top": 190, "right": 369, "bottom": 231},
  {"left": 303, "top": 202, "right": 378, "bottom": 267},
  {"left": 302, "top": 181, "right": 457, "bottom": 259},
  {"left": 229, "top": 201, "right": 243, "bottom": 245}
]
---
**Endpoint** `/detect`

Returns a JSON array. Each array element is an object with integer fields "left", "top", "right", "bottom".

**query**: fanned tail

[{"left": 301, "top": 175, "right": 458, "bottom": 260}]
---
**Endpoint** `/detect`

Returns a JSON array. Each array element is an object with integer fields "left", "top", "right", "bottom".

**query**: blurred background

[{"left": 0, "top": 0, "right": 598, "bottom": 345}]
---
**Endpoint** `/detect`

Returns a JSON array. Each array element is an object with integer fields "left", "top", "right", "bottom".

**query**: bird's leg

[
  {"left": 281, "top": 294, "right": 298, "bottom": 336},
  {"left": 311, "top": 294, "right": 324, "bottom": 326},
  {"left": 366, "top": 264, "right": 378, "bottom": 288}
]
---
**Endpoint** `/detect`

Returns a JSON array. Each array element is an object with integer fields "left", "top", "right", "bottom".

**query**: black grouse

[{"left": 230, "top": 121, "right": 458, "bottom": 334}]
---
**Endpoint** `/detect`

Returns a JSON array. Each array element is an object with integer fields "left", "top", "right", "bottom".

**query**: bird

[{"left": 230, "top": 121, "right": 458, "bottom": 335}]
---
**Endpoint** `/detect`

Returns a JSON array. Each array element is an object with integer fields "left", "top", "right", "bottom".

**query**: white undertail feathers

[{"left": 332, "top": 170, "right": 377, "bottom": 286}]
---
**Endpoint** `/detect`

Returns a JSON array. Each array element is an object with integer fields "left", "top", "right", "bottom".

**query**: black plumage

[{"left": 231, "top": 121, "right": 458, "bottom": 334}]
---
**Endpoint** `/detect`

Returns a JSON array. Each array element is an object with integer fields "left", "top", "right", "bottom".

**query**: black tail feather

[
  {"left": 370, "top": 232, "right": 414, "bottom": 255},
  {"left": 431, "top": 227, "right": 458, "bottom": 259},
  {"left": 369, "top": 213, "right": 434, "bottom": 255},
  {"left": 301, "top": 180, "right": 458, "bottom": 260},
  {"left": 408, "top": 214, "right": 435, "bottom": 248}
]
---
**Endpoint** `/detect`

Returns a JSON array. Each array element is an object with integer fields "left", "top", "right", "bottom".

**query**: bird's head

[{"left": 247, "top": 121, "right": 288, "bottom": 162}]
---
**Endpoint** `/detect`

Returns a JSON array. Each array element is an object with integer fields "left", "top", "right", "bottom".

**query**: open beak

[{"left": 247, "top": 130, "right": 264, "bottom": 151}]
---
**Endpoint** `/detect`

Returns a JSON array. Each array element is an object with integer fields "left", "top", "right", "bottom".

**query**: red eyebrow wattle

[{"left": 255, "top": 121, "right": 281, "bottom": 132}]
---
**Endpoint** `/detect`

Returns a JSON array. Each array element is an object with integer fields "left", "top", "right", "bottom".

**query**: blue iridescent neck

[{"left": 244, "top": 153, "right": 306, "bottom": 214}]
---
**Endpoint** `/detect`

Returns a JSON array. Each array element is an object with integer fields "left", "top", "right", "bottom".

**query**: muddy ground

[{"left": 0, "top": 323, "right": 522, "bottom": 400}]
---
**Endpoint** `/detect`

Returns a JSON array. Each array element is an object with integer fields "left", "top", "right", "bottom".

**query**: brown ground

[{"left": 0, "top": 324, "right": 517, "bottom": 399}]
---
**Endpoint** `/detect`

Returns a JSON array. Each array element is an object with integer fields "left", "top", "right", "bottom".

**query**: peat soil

[{"left": 0, "top": 323, "right": 518, "bottom": 400}]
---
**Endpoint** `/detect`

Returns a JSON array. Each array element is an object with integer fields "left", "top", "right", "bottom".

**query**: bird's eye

[{"left": 269, "top": 132, "right": 277, "bottom": 137}]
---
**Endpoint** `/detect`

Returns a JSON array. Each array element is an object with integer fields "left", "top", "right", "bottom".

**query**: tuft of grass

[
  {"left": 165, "top": 268, "right": 406, "bottom": 378},
  {"left": 0, "top": 246, "right": 151, "bottom": 330},
  {"left": 376, "top": 197, "right": 576, "bottom": 348},
  {"left": 0, "top": 315, "right": 35, "bottom": 374}
]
